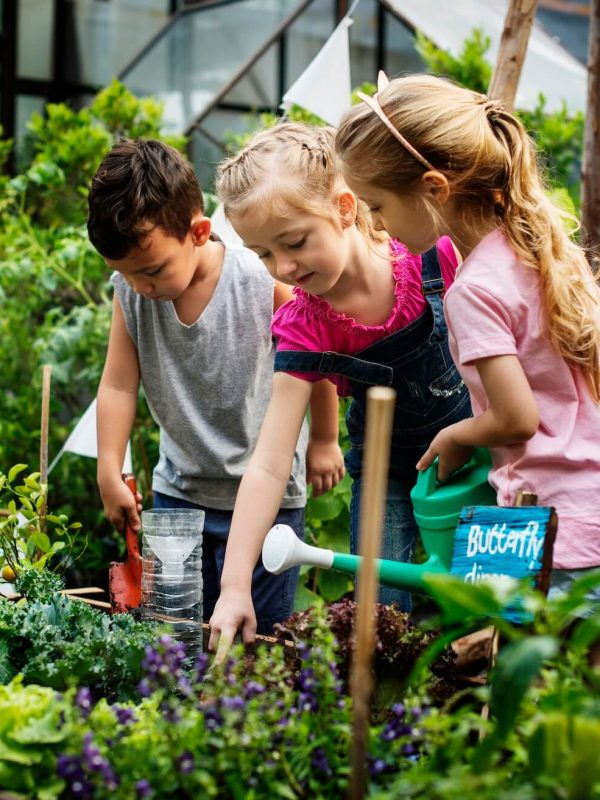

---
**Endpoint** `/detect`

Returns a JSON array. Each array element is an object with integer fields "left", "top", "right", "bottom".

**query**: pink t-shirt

[
  {"left": 272, "top": 237, "right": 458, "bottom": 397},
  {"left": 444, "top": 228, "right": 600, "bottom": 569}
]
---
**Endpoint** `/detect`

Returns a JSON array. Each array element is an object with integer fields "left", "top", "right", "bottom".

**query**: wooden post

[
  {"left": 488, "top": 0, "right": 539, "bottom": 111},
  {"left": 348, "top": 387, "right": 396, "bottom": 800},
  {"left": 582, "top": 0, "right": 600, "bottom": 256}
]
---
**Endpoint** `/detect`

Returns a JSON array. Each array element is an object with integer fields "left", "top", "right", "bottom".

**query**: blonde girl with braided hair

[
  {"left": 208, "top": 121, "right": 471, "bottom": 653},
  {"left": 336, "top": 73, "right": 600, "bottom": 600}
]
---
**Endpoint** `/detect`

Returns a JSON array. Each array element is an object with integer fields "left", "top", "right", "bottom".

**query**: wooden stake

[
  {"left": 582, "top": 0, "right": 600, "bottom": 256},
  {"left": 348, "top": 387, "right": 396, "bottom": 800},
  {"left": 39, "top": 365, "right": 52, "bottom": 529},
  {"left": 488, "top": 0, "right": 539, "bottom": 111}
]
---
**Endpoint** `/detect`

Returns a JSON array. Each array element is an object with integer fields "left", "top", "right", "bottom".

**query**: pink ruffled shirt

[
  {"left": 444, "top": 228, "right": 600, "bottom": 569},
  {"left": 272, "top": 237, "right": 458, "bottom": 396}
]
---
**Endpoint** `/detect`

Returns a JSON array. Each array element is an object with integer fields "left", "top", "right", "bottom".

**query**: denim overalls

[{"left": 274, "top": 246, "right": 472, "bottom": 611}]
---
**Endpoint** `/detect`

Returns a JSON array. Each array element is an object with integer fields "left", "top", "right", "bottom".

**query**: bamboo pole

[
  {"left": 582, "top": 0, "right": 600, "bottom": 255},
  {"left": 39, "top": 365, "right": 52, "bottom": 529},
  {"left": 348, "top": 387, "right": 396, "bottom": 800},
  {"left": 488, "top": 0, "right": 539, "bottom": 111}
]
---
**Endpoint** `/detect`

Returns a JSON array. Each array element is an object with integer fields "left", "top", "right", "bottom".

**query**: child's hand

[
  {"left": 306, "top": 438, "right": 345, "bottom": 497},
  {"left": 208, "top": 588, "right": 257, "bottom": 663},
  {"left": 99, "top": 477, "right": 142, "bottom": 533},
  {"left": 416, "top": 426, "right": 473, "bottom": 483}
]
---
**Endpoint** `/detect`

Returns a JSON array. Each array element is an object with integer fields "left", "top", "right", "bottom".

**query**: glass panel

[
  {"left": 220, "top": 41, "right": 279, "bottom": 109},
  {"left": 122, "top": 0, "right": 304, "bottom": 135},
  {"left": 385, "top": 11, "right": 425, "bottom": 77},
  {"left": 17, "top": 0, "right": 54, "bottom": 80},
  {"left": 536, "top": 8, "right": 588, "bottom": 65},
  {"left": 69, "top": 0, "right": 171, "bottom": 86},
  {"left": 16, "top": 94, "right": 46, "bottom": 152},
  {"left": 348, "top": 0, "right": 377, "bottom": 87},
  {"left": 190, "top": 107, "right": 248, "bottom": 192},
  {"left": 284, "top": 0, "right": 335, "bottom": 87}
]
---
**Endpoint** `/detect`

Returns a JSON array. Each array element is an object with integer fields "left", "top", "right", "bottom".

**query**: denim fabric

[
  {"left": 350, "top": 476, "right": 418, "bottom": 612},
  {"left": 275, "top": 247, "right": 472, "bottom": 611},
  {"left": 275, "top": 247, "right": 472, "bottom": 482},
  {"left": 547, "top": 567, "right": 600, "bottom": 614},
  {"left": 153, "top": 491, "right": 304, "bottom": 634}
]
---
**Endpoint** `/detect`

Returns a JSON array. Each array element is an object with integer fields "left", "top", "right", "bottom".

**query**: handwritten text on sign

[{"left": 451, "top": 506, "right": 554, "bottom": 586}]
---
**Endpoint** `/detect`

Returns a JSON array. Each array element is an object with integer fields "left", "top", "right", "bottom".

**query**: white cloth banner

[
  {"left": 48, "top": 398, "right": 133, "bottom": 474},
  {"left": 281, "top": 17, "right": 353, "bottom": 126}
]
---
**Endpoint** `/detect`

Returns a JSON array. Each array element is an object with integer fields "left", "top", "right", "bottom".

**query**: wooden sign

[{"left": 451, "top": 506, "right": 557, "bottom": 602}]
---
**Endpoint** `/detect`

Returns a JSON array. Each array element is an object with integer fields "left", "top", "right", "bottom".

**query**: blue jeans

[
  {"left": 547, "top": 567, "right": 600, "bottom": 615},
  {"left": 153, "top": 491, "right": 305, "bottom": 634},
  {"left": 350, "top": 476, "right": 418, "bottom": 612}
]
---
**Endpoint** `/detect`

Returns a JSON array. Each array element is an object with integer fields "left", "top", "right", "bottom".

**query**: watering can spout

[{"left": 262, "top": 525, "right": 447, "bottom": 595}]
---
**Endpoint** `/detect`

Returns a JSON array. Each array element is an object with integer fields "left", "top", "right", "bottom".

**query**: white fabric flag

[
  {"left": 281, "top": 17, "right": 353, "bottom": 126},
  {"left": 48, "top": 398, "right": 133, "bottom": 474},
  {"left": 210, "top": 202, "right": 243, "bottom": 247}
]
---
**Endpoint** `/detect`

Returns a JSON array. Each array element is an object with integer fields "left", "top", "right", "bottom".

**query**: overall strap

[
  {"left": 420, "top": 245, "right": 446, "bottom": 341},
  {"left": 421, "top": 245, "right": 445, "bottom": 295},
  {"left": 274, "top": 349, "right": 393, "bottom": 386}
]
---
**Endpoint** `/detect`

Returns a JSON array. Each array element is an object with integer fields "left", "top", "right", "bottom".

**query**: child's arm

[
  {"left": 97, "top": 297, "right": 143, "bottom": 532},
  {"left": 208, "top": 372, "right": 313, "bottom": 657},
  {"left": 417, "top": 355, "right": 539, "bottom": 481},
  {"left": 307, "top": 380, "right": 345, "bottom": 496},
  {"left": 272, "top": 279, "right": 344, "bottom": 496}
]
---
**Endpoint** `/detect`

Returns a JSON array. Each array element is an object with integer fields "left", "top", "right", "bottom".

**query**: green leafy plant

[
  {"left": 0, "top": 591, "right": 159, "bottom": 701},
  {"left": 0, "top": 465, "right": 79, "bottom": 578}
]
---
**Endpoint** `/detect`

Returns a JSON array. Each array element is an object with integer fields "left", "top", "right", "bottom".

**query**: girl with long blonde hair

[{"left": 336, "top": 73, "right": 600, "bottom": 598}]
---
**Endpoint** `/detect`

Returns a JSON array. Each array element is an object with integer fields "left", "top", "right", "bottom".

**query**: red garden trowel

[{"left": 109, "top": 473, "right": 142, "bottom": 614}]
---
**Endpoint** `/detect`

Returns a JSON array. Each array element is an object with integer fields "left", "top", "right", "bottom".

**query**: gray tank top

[{"left": 112, "top": 245, "right": 307, "bottom": 510}]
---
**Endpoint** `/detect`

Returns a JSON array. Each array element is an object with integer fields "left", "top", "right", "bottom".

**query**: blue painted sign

[{"left": 451, "top": 506, "right": 556, "bottom": 595}]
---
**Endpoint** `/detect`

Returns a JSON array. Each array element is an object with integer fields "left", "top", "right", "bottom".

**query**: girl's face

[
  {"left": 343, "top": 175, "right": 439, "bottom": 255},
  {"left": 231, "top": 206, "right": 350, "bottom": 297}
]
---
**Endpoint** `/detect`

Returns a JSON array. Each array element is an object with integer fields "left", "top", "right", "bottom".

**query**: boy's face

[{"left": 105, "top": 222, "right": 205, "bottom": 301}]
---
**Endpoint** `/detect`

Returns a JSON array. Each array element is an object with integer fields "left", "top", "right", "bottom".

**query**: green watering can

[{"left": 262, "top": 448, "right": 497, "bottom": 594}]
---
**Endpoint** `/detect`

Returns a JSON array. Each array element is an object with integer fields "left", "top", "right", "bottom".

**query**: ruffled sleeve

[{"left": 271, "top": 298, "right": 329, "bottom": 383}]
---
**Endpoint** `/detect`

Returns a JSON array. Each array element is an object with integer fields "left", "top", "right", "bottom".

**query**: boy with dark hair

[{"left": 88, "top": 138, "right": 343, "bottom": 634}]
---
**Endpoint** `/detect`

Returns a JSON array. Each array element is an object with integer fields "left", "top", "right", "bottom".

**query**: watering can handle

[
  {"left": 122, "top": 473, "right": 142, "bottom": 563},
  {"left": 415, "top": 447, "right": 489, "bottom": 496}
]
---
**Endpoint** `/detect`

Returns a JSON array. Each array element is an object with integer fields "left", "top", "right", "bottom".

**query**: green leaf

[
  {"left": 490, "top": 636, "right": 558, "bottom": 738},
  {"left": 316, "top": 568, "right": 352, "bottom": 603},
  {"left": 28, "top": 532, "right": 51, "bottom": 553},
  {"left": 7, "top": 465, "right": 27, "bottom": 483}
]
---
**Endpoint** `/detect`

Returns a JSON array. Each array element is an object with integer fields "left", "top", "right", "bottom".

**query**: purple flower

[
  {"left": 244, "top": 680, "right": 265, "bottom": 699},
  {"left": 177, "top": 750, "right": 195, "bottom": 774},
  {"left": 369, "top": 758, "right": 389, "bottom": 777},
  {"left": 200, "top": 703, "right": 223, "bottom": 730},
  {"left": 75, "top": 687, "right": 93, "bottom": 717},
  {"left": 57, "top": 754, "right": 83, "bottom": 780},
  {"left": 222, "top": 695, "right": 246, "bottom": 711},
  {"left": 311, "top": 747, "right": 332, "bottom": 776},
  {"left": 112, "top": 704, "right": 137, "bottom": 725},
  {"left": 137, "top": 678, "right": 153, "bottom": 698},
  {"left": 136, "top": 779, "right": 153, "bottom": 798},
  {"left": 160, "top": 699, "right": 181, "bottom": 723},
  {"left": 193, "top": 652, "right": 209, "bottom": 684}
]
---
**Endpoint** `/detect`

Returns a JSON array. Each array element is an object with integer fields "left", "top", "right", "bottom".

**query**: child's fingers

[
  {"left": 416, "top": 448, "right": 435, "bottom": 472},
  {"left": 211, "top": 628, "right": 236, "bottom": 664}
]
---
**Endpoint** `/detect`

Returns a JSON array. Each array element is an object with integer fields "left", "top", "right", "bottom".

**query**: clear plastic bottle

[{"left": 140, "top": 509, "right": 204, "bottom": 660}]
